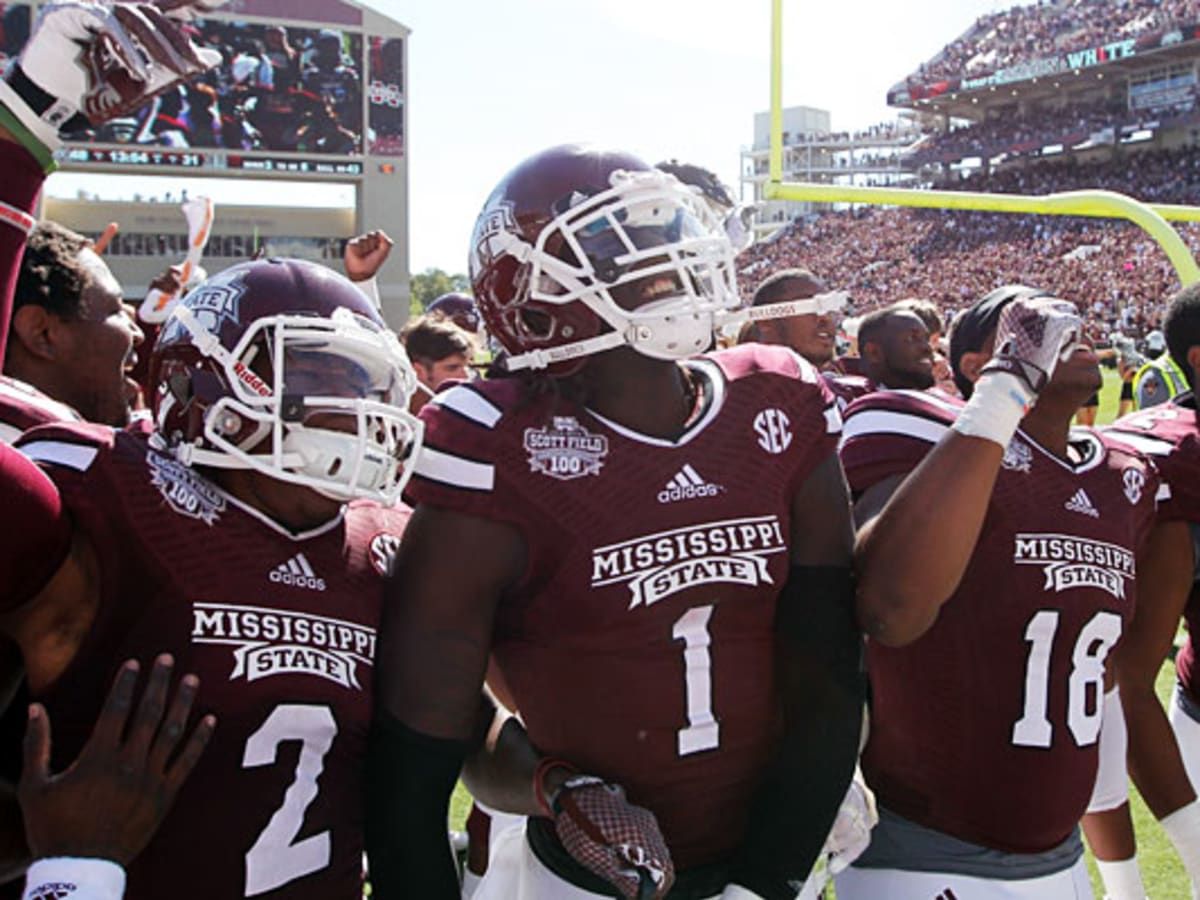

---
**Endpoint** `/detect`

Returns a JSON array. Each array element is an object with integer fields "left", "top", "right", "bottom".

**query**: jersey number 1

[
  {"left": 1011, "top": 609, "right": 1121, "bottom": 748},
  {"left": 674, "top": 605, "right": 720, "bottom": 755}
]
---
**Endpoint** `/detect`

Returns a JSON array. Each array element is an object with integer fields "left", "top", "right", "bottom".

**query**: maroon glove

[{"left": 548, "top": 774, "right": 675, "bottom": 900}]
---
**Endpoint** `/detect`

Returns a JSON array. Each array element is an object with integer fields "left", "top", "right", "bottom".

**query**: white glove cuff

[
  {"left": 0, "top": 78, "right": 62, "bottom": 164},
  {"left": 1162, "top": 798, "right": 1200, "bottom": 885},
  {"left": 23, "top": 857, "right": 126, "bottom": 900},
  {"left": 951, "top": 371, "right": 1033, "bottom": 448},
  {"left": 355, "top": 275, "right": 382, "bottom": 311}
]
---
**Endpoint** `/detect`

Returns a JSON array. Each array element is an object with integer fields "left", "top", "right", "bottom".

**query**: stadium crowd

[
  {"left": 740, "top": 145, "right": 1200, "bottom": 345},
  {"left": 903, "top": 0, "right": 1200, "bottom": 86}
]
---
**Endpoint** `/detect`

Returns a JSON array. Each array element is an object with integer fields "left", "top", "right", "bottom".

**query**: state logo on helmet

[
  {"left": 150, "top": 257, "right": 423, "bottom": 505},
  {"left": 468, "top": 144, "right": 742, "bottom": 376}
]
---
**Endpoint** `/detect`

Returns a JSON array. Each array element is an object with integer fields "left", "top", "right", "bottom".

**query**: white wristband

[
  {"left": 1162, "top": 798, "right": 1200, "bottom": 887},
  {"left": 1093, "top": 856, "right": 1146, "bottom": 900},
  {"left": 23, "top": 857, "right": 126, "bottom": 900},
  {"left": 950, "top": 371, "right": 1033, "bottom": 448},
  {"left": 0, "top": 77, "right": 62, "bottom": 155},
  {"left": 354, "top": 275, "right": 382, "bottom": 311}
]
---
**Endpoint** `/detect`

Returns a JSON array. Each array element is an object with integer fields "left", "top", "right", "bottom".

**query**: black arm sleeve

[
  {"left": 728, "top": 565, "right": 866, "bottom": 900},
  {"left": 364, "top": 710, "right": 469, "bottom": 900}
]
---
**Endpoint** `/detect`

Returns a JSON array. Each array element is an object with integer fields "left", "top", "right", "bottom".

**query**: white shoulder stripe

[
  {"left": 1157, "top": 483, "right": 1173, "bottom": 502},
  {"left": 840, "top": 409, "right": 949, "bottom": 446},
  {"left": 415, "top": 446, "right": 495, "bottom": 492},
  {"left": 432, "top": 386, "right": 502, "bottom": 429},
  {"left": 19, "top": 440, "right": 99, "bottom": 471},
  {"left": 824, "top": 406, "right": 843, "bottom": 434},
  {"left": 1105, "top": 431, "right": 1176, "bottom": 457}
]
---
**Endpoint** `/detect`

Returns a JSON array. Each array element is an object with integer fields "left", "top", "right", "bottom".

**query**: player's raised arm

[
  {"left": 0, "top": 0, "right": 220, "bottom": 368},
  {"left": 855, "top": 291, "right": 1083, "bottom": 646}
]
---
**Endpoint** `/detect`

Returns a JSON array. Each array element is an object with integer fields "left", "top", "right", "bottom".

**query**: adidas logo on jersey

[
  {"left": 657, "top": 465, "right": 724, "bottom": 504},
  {"left": 269, "top": 553, "right": 327, "bottom": 591},
  {"left": 1064, "top": 489, "right": 1099, "bottom": 518}
]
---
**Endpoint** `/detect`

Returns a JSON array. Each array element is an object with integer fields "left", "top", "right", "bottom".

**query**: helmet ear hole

[{"left": 521, "top": 308, "right": 553, "bottom": 338}]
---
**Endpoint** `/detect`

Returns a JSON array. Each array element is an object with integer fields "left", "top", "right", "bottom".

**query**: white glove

[
  {"left": 980, "top": 295, "right": 1083, "bottom": 398},
  {"left": 0, "top": 0, "right": 220, "bottom": 167},
  {"left": 824, "top": 769, "right": 878, "bottom": 875}
]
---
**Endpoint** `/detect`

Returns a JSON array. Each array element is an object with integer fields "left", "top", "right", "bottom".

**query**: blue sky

[{"left": 364, "top": 0, "right": 1007, "bottom": 274}]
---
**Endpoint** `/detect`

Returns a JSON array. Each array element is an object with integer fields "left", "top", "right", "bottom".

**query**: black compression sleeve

[
  {"left": 728, "top": 565, "right": 866, "bottom": 900},
  {"left": 365, "top": 711, "right": 469, "bottom": 900}
]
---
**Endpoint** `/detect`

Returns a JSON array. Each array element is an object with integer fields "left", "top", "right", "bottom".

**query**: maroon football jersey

[
  {"left": 16, "top": 423, "right": 409, "bottom": 900},
  {"left": 840, "top": 389, "right": 1159, "bottom": 853},
  {"left": 1106, "top": 396, "right": 1200, "bottom": 704},
  {"left": 822, "top": 371, "right": 873, "bottom": 412},
  {"left": 0, "top": 375, "right": 80, "bottom": 443},
  {"left": 408, "top": 344, "right": 840, "bottom": 870}
]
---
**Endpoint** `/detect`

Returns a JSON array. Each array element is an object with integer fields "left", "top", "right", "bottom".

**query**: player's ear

[
  {"left": 957, "top": 349, "right": 988, "bottom": 386},
  {"left": 9, "top": 304, "right": 58, "bottom": 362},
  {"left": 1187, "top": 345, "right": 1200, "bottom": 384}
]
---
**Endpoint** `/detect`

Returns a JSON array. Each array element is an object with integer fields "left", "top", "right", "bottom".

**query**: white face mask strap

[
  {"left": 504, "top": 331, "right": 627, "bottom": 371},
  {"left": 717, "top": 291, "right": 848, "bottom": 330}
]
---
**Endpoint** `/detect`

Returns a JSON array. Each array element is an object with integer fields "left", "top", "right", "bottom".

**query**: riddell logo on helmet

[{"left": 234, "top": 361, "right": 272, "bottom": 397}]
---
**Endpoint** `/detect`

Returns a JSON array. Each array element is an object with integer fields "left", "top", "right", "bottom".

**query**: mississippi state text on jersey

[
  {"left": 840, "top": 388, "right": 1159, "bottom": 853},
  {"left": 408, "top": 343, "right": 841, "bottom": 870},
  {"left": 16, "top": 422, "right": 409, "bottom": 900}
]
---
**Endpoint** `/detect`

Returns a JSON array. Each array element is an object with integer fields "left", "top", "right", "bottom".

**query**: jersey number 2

[
  {"left": 243, "top": 704, "right": 337, "bottom": 896},
  {"left": 1012, "top": 610, "right": 1121, "bottom": 748}
]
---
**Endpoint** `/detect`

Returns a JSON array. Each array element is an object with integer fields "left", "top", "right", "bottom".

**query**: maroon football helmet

[
  {"left": 150, "top": 258, "right": 423, "bottom": 504},
  {"left": 427, "top": 291, "right": 482, "bottom": 334},
  {"left": 468, "top": 144, "right": 740, "bottom": 375}
]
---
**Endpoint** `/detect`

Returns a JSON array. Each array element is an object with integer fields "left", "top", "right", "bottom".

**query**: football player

[
  {"left": 837, "top": 286, "right": 1160, "bottom": 899},
  {"left": 854, "top": 304, "right": 936, "bottom": 392},
  {"left": 1103, "top": 281, "right": 1200, "bottom": 896},
  {"left": 3, "top": 221, "right": 145, "bottom": 439},
  {"left": 4, "top": 255, "right": 424, "bottom": 899},
  {"left": 0, "top": 0, "right": 223, "bottom": 666},
  {"left": 366, "top": 144, "right": 867, "bottom": 900}
]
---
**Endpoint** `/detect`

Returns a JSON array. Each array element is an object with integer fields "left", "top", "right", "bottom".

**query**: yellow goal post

[{"left": 764, "top": 0, "right": 1200, "bottom": 286}]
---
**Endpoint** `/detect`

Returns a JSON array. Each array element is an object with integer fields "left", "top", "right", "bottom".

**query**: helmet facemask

[
  {"left": 494, "top": 168, "right": 741, "bottom": 371},
  {"left": 166, "top": 305, "right": 424, "bottom": 506}
]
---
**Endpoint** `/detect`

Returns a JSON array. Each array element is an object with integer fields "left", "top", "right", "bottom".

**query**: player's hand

[
  {"left": 979, "top": 295, "right": 1082, "bottom": 396},
  {"left": 4, "top": 0, "right": 221, "bottom": 148},
  {"left": 18, "top": 654, "right": 216, "bottom": 866},
  {"left": 344, "top": 229, "right": 394, "bottom": 282},
  {"left": 823, "top": 770, "right": 877, "bottom": 875},
  {"left": 547, "top": 774, "right": 674, "bottom": 899}
]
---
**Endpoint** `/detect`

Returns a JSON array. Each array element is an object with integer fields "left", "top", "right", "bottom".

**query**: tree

[{"left": 410, "top": 267, "right": 469, "bottom": 314}]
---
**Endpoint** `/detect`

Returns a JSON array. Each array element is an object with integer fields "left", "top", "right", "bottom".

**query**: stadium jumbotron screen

[{"left": 0, "top": 0, "right": 406, "bottom": 175}]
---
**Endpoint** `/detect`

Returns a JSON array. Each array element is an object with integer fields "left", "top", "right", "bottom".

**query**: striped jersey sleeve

[
  {"left": 405, "top": 380, "right": 526, "bottom": 526},
  {"left": 838, "top": 388, "right": 961, "bottom": 495}
]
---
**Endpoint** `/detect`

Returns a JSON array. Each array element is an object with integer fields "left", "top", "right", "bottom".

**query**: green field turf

[{"left": 450, "top": 365, "right": 1182, "bottom": 897}]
